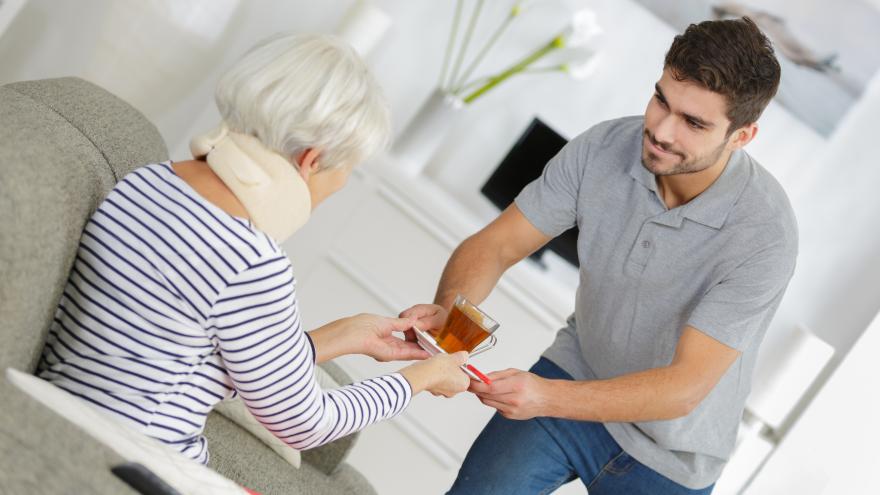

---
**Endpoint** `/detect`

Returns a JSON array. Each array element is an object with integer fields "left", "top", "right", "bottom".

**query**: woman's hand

[
  {"left": 308, "top": 313, "right": 429, "bottom": 363},
  {"left": 399, "top": 303, "right": 448, "bottom": 337},
  {"left": 349, "top": 313, "right": 431, "bottom": 362},
  {"left": 400, "top": 351, "right": 470, "bottom": 398}
]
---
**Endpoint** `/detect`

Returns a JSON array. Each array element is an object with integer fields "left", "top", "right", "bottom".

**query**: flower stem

[
  {"left": 448, "top": 0, "right": 485, "bottom": 91},
  {"left": 457, "top": 75, "right": 493, "bottom": 94},
  {"left": 462, "top": 36, "right": 561, "bottom": 104},
  {"left": 439, "top": 0, "right": 464, "bottom": 89},
  {"left": 452, "top": 11, "right": 515, "bottom": 94},
  {"left": 459, "top": 66, "right": 563, "bottom": 95},
  {"left": 521, "top": 65, "right": 567, "bottom": 74}
]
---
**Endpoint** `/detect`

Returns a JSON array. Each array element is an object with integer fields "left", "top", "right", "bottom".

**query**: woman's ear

[{"left": 294, "top": 148, "right": 322, "bottom": 181}]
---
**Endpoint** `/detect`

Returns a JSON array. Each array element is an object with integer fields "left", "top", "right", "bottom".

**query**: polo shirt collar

[{"left": 628, "top": 148, "right": 750, "bottom": 230}]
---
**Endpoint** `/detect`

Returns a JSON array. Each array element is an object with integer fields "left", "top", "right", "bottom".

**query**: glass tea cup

[{"left": 434, "top": 294, "right": 499, "bottom": 357}]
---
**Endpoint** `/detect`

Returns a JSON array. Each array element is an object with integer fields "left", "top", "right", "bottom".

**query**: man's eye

[
  {"left": 654, "top": 94, "right": 667, "bottom": 106},
  {"left": 686, "top": 119, "right": 703, "bottom": 130}
]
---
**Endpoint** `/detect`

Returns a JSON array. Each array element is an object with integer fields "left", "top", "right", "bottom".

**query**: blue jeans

[{"left": 447, "top": 358, "right": 714, "bottom": 495}]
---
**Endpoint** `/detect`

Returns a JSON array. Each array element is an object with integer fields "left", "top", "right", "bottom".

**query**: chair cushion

[
  {"left": 214, "top": 396, "right": 303, "bottom": 469},
  {"left": 206, "top": 363, "right": 376, "bottom": 495},
  {"left": 206, "top": 412, "right": 376, "bottom": 495},
  {"left": 210, "top": 363, "right": 358, "bottom": 470}
]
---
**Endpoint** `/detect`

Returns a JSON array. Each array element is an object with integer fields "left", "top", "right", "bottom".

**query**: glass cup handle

[{"left": 469, "top": 334, "right": 497, "bottom": 358}]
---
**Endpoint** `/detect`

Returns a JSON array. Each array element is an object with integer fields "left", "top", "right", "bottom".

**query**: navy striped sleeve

[{"left": 210, "top": 257, "right": 412, "bottom": 450}]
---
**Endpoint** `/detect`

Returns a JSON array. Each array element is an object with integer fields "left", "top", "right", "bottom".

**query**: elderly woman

[{"left": 37, "top": 33, "right": 469, "bottom": 464}]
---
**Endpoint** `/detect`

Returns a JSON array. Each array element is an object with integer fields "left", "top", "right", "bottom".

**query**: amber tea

[{"left": 435, "top": 296, "right": 499, "bottom": 354}]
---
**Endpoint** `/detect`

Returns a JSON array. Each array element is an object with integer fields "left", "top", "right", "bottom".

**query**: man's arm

[
  {"left": 475, "top": 230, "right": 795, "bottom": 423},
  {"left": 402, "top": 204, "right": 551, "bottom": 328},
  {"left": 471, "top": 325, "right": 740, "bottom": 421},
  {"left": 435, "top": 203, "right": 552, "bottom": 307}
]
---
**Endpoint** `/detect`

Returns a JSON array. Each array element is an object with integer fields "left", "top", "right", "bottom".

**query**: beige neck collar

[{"left": 190, "top": 123, "right": 311, "bottom": 244}]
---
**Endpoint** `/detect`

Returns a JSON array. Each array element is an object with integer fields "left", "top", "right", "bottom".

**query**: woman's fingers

[{"left": 394, "top": 341, "right": 431, "bottom": 360}]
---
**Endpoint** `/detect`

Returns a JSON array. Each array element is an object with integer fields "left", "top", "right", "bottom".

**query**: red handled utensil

[{"left": 413, "top": 326, "right": 493, "bottom": 384}]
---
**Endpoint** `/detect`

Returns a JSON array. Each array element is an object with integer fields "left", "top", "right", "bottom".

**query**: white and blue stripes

[{"left": 39, "top": 162, "right": 411, "bottom": 464}]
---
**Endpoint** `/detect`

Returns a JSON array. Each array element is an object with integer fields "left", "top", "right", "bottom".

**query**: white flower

[
  {"left": 510, "top": 0, "right": 540, "bottom": 17},
  {"left": 561, "top": 8, "right": 603, "bottom": 47},
  {"left": 453, "top": 4, "right": 603, "bottom": 103},
  {"left": 560, "top": 47, "right": 602, "bottom": 80}
]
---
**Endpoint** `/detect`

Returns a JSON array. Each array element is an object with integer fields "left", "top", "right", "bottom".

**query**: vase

[
  {"left": 335, "top": 0, "right": 392, "bottom": 56},
  {"left": 391, "top": 89, "right": 464, "bottom": 176}
]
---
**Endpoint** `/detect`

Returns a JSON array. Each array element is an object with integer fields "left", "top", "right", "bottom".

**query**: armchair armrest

[
  {"left": 0, "top": 377, "right": 134, "bottom": 494},
  {"left": 301, "top": 361, "right": 361, "bottom": 475}
]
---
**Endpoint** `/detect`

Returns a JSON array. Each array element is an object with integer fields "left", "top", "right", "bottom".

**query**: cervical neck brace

[{"left": 190, "top": 123, "right": 311, "bottom": 244}]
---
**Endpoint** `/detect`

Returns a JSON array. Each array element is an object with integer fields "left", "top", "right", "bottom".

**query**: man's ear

[
  {"left": 727, "top": 123, "right": 758, "bottom": 151},
  {"left": 294, "top": 148, "right": 322, "bottom": 181}
]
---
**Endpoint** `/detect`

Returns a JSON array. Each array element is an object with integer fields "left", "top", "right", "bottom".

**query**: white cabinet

[
  {"left": 745, "top": 309, "right": 880, "bottom": 495},
  {"left": 282, "top": 159, "right": 579, "bottom": 494}
]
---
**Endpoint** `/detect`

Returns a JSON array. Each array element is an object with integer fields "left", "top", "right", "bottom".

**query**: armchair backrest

[{"left": 0, "top": 77, "right": 168, "bottom": 373}]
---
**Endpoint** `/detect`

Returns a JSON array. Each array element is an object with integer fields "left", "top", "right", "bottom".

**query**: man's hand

[
  {"left": 469, "top": 368, "right": 555, "bottom": 420},
  {"left": 466, "top": 327, "right": 742, "bottom": 423},
  {"left": 399, "top": 304, "right": 448, "bottom": 337},
  {"left": 348, "top": 313, "right": 431, "bottom": 362}
]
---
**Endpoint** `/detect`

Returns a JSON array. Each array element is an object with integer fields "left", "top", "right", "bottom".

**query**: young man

[{"left": 402, "top": 17, "right": 797, "bottom": 494}]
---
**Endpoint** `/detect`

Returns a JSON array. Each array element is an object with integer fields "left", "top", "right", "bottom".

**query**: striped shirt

[{"left": 38, "top": 162, "right": 412, "bottom": 464}]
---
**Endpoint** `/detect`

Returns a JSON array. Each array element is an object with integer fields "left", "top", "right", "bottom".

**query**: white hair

[{"left": 215, "top": 33, "right": 390, "bottom": 170}]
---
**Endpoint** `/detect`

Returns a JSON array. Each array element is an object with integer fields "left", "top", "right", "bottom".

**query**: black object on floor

[{"left": 111, "top": 462, "right": 182, "bottom": 495}]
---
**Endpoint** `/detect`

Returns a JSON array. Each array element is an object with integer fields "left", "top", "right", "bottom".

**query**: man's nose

[{"left": 653, "top": 114, "right": 676, "bottom": 147}]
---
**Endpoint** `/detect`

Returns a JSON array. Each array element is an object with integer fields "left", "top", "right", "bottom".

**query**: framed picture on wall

[
  {"left": 634, "top": 0, "right": 880, "bottom": 137},
  {"left": 0, "top": 0, "right": 27, "bottom": 40}
]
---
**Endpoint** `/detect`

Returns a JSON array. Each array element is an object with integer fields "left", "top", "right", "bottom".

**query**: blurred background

[{"left": 2, "top": 1, "right": 878, "bottom": 493}]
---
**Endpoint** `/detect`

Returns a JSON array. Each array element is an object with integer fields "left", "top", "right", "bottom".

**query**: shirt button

[{"left": 641, "top": 240, "right": 651, "bottom": 249}]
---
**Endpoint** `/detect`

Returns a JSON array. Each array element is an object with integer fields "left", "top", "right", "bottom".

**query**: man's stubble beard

[{"left": 641, "top": 131, "right": 728, "bottom": 176}]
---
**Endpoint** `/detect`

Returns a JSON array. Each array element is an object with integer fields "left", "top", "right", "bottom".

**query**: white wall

[
  {"left": 392, "top": 0, "right": 823, "bottom": 218},
  {"left": 778, "top": 66, "right": 880, "bottom": 353},
  {"left": 0, "top": 0, "right": 355, "bottom": 152},
  {"left": 0, "top": 0, "right": 823, "bottom": 185}
]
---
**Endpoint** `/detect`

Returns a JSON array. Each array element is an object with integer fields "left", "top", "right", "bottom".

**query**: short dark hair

[{"left": 664, "top": 17, "right": 781, "bottom": 134}]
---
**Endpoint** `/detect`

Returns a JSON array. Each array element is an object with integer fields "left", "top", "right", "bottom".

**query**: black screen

[{"left": 481, "top": 118, "right": 579, "bottom": 267}]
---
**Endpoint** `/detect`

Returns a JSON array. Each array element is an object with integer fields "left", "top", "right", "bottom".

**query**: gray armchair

[{"left": 0, "top": 77, "right": 376, "bottom": 495}]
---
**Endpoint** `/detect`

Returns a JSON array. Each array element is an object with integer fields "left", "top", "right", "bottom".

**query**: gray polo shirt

[{"left": 514, "top": 116, "right": 798, "bottom": 489}]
